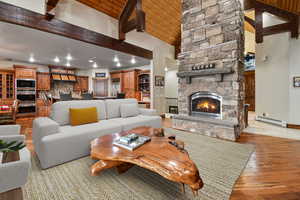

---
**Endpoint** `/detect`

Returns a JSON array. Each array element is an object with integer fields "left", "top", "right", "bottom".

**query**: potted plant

[{"left": 0, "top": 140, "right": 26, "bottom": 163}]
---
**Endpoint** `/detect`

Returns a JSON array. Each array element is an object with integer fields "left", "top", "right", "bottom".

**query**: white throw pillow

[{"left": 120, "top": 103, "right": 139, "bottom": 118}]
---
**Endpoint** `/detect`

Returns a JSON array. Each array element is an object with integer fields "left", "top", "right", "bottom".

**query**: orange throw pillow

[{"left": 69, "top": 107, "right": 98, "bottom": 126}]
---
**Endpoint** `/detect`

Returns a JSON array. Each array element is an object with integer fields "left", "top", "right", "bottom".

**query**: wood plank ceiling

[
  {"left": 76, "top": 0, "right": 181, "bottom": 46},
  {"left": 76, "top": 0, "right": 299, "bottom": 47},
  {"left": 257, "top": 0, "right": 300, "bottom": 15}
]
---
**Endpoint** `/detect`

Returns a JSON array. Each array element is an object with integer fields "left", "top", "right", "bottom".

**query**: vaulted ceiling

[
  {"left": 76, "top": 0, "right": 299, "bottom": 47},
  {"left": 76, "top": 0, "right": 181, "bottom": 46},
  {"left": 257, "top": 0, "right": 300, "bottom": 15}
]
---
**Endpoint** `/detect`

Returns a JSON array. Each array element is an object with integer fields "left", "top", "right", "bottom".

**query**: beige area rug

[{"left": 24, "top": 128, "right": 254, "bottom": 200}]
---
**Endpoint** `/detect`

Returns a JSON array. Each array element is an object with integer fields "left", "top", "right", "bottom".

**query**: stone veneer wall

[{"left": 172, "top": 0, "right": 245, "bottom": 141}]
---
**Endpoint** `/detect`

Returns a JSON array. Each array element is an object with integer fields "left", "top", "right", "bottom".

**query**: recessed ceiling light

[
  {"left": 89, "top": 59, "right": 94, "bottom": 63},
  {"left": 29, "top": 56, "right": 35, "bottom": 63},
  {"left": 66, "top": 62, "right": 71, "bottom": 67},
  {"left": 54, "top": 56, "right": 60, "bottom": 63},
  {"left": 117, "top": 62, "right": 121, "bottom": 67},
  {"left": 113, "top": 56, "right": 119, "bottom": 63},
  {"left": 131, "top": 57, "right": 136, "bottom": 64},
  {"left": 164, "top": 67, "right": 168, "bottom": 72},
  {"left": 93, "top": 63, "right": 98, "bottom": 68},
  {"left": 66, "top": 54, "right": 72, "bottom": 61}
]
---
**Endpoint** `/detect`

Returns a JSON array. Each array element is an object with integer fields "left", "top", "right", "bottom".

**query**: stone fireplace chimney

[{"left": 172, "top": 0, "right": 245, "bottom": 141}]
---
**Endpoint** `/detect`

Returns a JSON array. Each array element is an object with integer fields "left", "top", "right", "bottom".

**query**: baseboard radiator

[{"left": 256, "top": 116, "right": 287, "bottom": 128}]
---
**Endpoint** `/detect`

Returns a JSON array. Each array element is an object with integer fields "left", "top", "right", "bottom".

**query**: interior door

[
  {"left": 244, "top": 70, "right": 255, "bottom": 111},
  {"left": 93, "top": 79, "right": 108, "bottom": 97}
]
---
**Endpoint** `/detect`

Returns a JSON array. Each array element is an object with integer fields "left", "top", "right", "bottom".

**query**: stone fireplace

[{"left": 172, "top": 0, "right": 245, "bottom": 141}]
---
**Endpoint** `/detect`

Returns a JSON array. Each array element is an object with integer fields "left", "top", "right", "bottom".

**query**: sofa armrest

[
  {"left": 0, "top": 135, "right": 25, "bottom": 143},
  {"left": 0, "top": 148, "right": 31, "bottom": 193},
  {"left": 33, "top": 117, "right": 60, "bottom": 157},
  {"left": 139, "top": 108, "right": 158, "bottom": 116},
  {"left": 0, "top": 125, "right": 20, "bottom": 136},
  {"left": 33, "top": 117, "right": 59, "bottom": 138}
]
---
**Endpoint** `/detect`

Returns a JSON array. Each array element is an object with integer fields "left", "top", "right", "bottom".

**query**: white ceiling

[{"left": 0, "top": 21, "right": 151, "bottom": 69}]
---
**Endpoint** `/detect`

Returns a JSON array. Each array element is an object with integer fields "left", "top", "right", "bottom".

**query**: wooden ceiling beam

[
  {"left": 119, "top": 0, "right": 145, "bottom": 41},
  {"left": 244, "top": 15, "right": 255, "bottom": 29},
  {"left": 263, "top": 22, "right": 292, "bottom": 36},
  {"left": 254, "top": 0, "right": 299, "bottom": 43},
  {"left": 0, "top": 1, "right": 153, "bottom": 59},
  {"left": 45, "top": 0, "right": 60, "bottom": 21},
  {"left": 244, "top": 0, "right": 255, "bottom": 10}
]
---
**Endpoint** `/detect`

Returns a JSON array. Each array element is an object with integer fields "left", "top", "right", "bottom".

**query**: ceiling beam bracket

[
  {"left": 119, "top": 0, "right": 146, "bottom": 41},
  {"left": 45, "top": 0, "right": 59, "bottom": 21},
  {"left": 254, "top": 1, "right": 299, "bottom": 43}
]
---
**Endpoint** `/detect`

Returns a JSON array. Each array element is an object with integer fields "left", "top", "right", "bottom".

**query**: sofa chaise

[{"left": 32, "top": 98, "right": 161, "bottom": 169}]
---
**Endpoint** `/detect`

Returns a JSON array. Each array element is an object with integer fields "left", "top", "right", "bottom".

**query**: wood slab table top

[{"left": 90, "top": 127, "right": 203, "bottom": 195}]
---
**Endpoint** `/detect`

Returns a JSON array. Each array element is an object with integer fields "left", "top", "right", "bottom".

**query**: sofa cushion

[
  {"left": 105, "top": 98, "right": 138, "bottom": 119},
  {"left": 51, "top": 100, "right": 106, "bottom": 125},
  {"left": 108, "top": 115, "right": 162, "bottom": 131},
  {"left": 69, "top": 107, "right": 98, "bottom": 126},
  {"left": 120, "top": 103, "right": 139, "bottom": 118}
]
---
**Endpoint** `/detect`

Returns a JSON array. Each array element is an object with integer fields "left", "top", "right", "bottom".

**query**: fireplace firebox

[{"left": 190, "top": 92, "right": 222, "bottom": 118}]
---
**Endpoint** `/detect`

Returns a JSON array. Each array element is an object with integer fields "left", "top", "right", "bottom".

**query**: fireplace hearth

[{"left": 190, "top": 92, "right": 221, "bottom": 118}]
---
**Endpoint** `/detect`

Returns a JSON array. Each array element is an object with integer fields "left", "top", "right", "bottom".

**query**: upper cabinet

[
  {"left": 74, "top": 76, "right": 89, "bottom": 92},
  {"left": 0, "top": 70, "right": 15, "bottom": 100},
  {"left": 37, "top": 72, "right": 51, "bottom": 91},
  {"left": 14, "top": 65, "right": 36, "bottom": 79}
]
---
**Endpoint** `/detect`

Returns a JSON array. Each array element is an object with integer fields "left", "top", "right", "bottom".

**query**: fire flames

[{"left": 197, "top": 101, "right": 216, "bottom": 112}]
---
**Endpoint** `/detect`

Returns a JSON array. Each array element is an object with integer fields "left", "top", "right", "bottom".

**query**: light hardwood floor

[{"left": 12, "top": 117, "right": 300, "bottom": 200}]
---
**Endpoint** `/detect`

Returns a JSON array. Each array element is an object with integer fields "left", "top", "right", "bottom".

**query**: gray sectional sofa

[{"left": 32, "top": 98, "right": 161, "bottom": 169}]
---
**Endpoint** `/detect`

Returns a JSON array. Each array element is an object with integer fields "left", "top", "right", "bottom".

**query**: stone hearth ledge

[
  {"left": 172, "top": 115, "right": 240, "bottom": 141},
  {"left": 173, "top": 115, "right": 238, "bottom": 128}
]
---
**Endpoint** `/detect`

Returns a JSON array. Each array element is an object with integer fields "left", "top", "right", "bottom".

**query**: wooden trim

[
  {"left": 37, "top": 72, "right": 50, "bottom": 75},
  {"left": 0, "top": 69, "right": 15, "bottom": 73},
  {"left": 287, "top": 124, "right": 300, "bottom": 130},
  {"left": 13, "top": 65, "right": 37, "bottom": 69},
  {"left": 49, "top": 65, "right": 77, "bottom": 70},
  {"left": 0, "top": 1, "right": 153, "bottom": 60}
]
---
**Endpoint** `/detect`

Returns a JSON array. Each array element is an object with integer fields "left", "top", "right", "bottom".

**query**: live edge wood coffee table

[{"left": 90, "top": 127, "right": 204, "bottom": 195}]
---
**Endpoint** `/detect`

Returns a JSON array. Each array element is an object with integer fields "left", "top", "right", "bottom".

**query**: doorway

[{"left": 93, "top": 78, "right": 108, "bottom": 97}]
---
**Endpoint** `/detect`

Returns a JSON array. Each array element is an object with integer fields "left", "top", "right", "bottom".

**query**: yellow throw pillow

[{"left": 69, "top": 107, "right": 98, "bottom": 126}]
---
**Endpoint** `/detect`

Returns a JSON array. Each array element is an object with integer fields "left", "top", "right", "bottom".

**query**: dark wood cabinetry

[
  {"left": 37, "top": 72, "right": 50, "bottom": 91},
  {"left": 0, "top": 70, "right": 15, "bottom": 101},
  {"left": 74, "top": 76, "right": 89, "bottom": 92},
  {"left": 122, "top": 70, "right": 138, "bottom": 98},
  {"left": 244, "top": 70, "right": 255, "bottom": 111}
]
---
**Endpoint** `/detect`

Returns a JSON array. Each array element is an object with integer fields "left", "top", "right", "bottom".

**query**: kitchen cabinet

[
  {"left": 122, "top": 70, "right": 138, "bottom": 99},
  {"left": 14, "top": 65, "right": 36, "bottom": 79},
  {"left": 74, "top": 76, "right": 89, "bottom": 92},
  {"left": 0, "top": 70, "right": 15, "bottom": 100},
  {"left": 37, "top": 72, "right": 51, "bottom": 91}
]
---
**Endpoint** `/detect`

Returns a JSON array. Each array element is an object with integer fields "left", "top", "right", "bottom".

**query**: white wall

[
  {"left": 0, "top": 59, "right": 49, "bottom": 72},
  {"left": 256, "top": 13, "right": 300, "bottom": 124},
  {"left": 288, "top": 40, "right": 300, "bottom": 124},
  {"left": 0, "top": 0, "right": 45, "bottom": 14},
  {"left": 245, "top": 31, "right": 255, "bottom": 53},
  {"left": 165, "top": 70, "right": 178, "bottom": 98}
]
